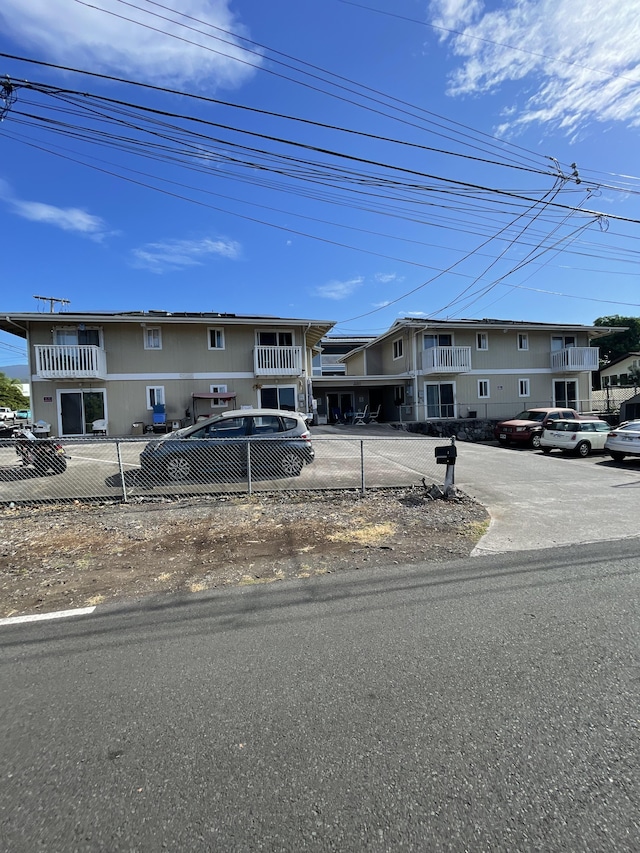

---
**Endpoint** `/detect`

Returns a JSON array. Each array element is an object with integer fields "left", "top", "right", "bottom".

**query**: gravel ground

[{"left": 0, "top": 486, "right": 489, "bottom": 618}]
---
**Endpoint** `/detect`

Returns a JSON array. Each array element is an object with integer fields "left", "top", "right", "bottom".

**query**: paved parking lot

[{"left": 1, "top": 424, "right": 638, "bottom": 556}]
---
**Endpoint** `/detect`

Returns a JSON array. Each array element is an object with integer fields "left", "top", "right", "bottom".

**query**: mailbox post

[{"left": 435, "top": 436, "right": 457, "bottom": 495}]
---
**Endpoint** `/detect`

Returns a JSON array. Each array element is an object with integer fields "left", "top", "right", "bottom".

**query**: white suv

[{"left": 0, "top": 406, "right": 16, "bottom": 422}]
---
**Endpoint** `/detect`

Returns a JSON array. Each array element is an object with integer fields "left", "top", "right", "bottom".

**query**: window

[
  {"left": 424, "top": 333, "right": 452, "bottom": 349},
  {"left": 144, "top": 327, "right": 162, "bottom": 350},
  {"left": 146, "top": 386, "right": 165, "bottom": 410},
  {"left": 260, "top": 386, "right": 296, "bottom": 411},
  {"left": 476, "top": 333, "right": 488, "bottom": 351},
  {"left": 54, "top": 326, "right": 101, "bottom": 347},
  {"left": 393, "top": 337, "right": 403, "bottom": 360},
  {"left": 477, "top": 380, "right": 490, "bottom": 398},
  {"left": 394, "top": 386, "right": 405, "bottom": 406},
  {"left": 192, "top": 417, "right": 248, "bottom": 439},
  {"left": 209, "top": 384, "right": 229, "bottom": 408},
  {"left": 551, "top": 335, "right": 576, "bottom": 351},
  {"left": 519, "top": 378, "right": 530, "bottom": 397},
  {"left": 518, "top": 333, "right": 529, "bottom": 351},
  {"left": 208, "top": 328, "right": 225, "bottom": 350},
  {"left": 257, "top": 330, "right": 293, "bottom": 347}
]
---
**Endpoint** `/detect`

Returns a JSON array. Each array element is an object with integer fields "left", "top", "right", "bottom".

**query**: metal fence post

[
  {"left": 116, "top": 440, "right": 128, "bottom": 503},
  {"left": 360, "top": 439, "right": 365, "bottom": 496},
  {"left": 246, "top": 441, "right": 253, "bottom": 496}
]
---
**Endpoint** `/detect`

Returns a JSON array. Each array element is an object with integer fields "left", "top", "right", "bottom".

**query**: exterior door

[
  {"left": 425, "top": 382, "right": 455, "bottom": 418},
  {"left": 59, "top": 390, "right": 106, "bottom": 435},
  {"left": 554, "top": 380, "right": 577, "bottom": 409}
]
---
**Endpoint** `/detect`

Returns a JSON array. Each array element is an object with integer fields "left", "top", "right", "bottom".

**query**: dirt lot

[{"left": 0, "top": 487, "right": 490, "bottom": 618}]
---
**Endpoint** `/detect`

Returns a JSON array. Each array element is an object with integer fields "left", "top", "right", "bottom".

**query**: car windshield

[{"left": 513, "top": 410, "right": 546, "bottom": 421}]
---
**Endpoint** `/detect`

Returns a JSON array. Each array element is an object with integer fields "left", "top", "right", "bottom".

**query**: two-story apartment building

[
  {"left": 331, "top": 318, "right": 618, "bottom": 422},
  {"left": 0, "top": 311, "right": 335, "bottom": 436}
]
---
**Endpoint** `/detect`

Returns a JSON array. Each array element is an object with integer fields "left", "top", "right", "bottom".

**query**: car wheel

[
  {"left": 610, "top": 451, "right": 625, "bottom": 462},
  {"left": 530, "top": 433, "right": 542, "bottom": 449},
  {"left": 281, "top": 452, "right": 303, "bottom": 477},
  {"left": 541, "top": 447, "right": 552, "bottom": 454},
  {"left": 575, "top": 440, "right": 591, "bottom": 458},
  {"left": 166, "top": 456, "right": 191, "bottom": 481}
]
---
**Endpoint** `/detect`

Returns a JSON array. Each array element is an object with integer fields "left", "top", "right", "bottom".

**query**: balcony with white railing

[
  {"left": 551, "top": 347, "right": 599, "bottom": 372},
  {"left": 420, "top": 345, "right": 472, "bottom": 374},
  {"left": 34, "top": 345, "right": 107, "bottom": 380},
  {"left": 254, "top": 345, "right": 303, "bottom": 376}
]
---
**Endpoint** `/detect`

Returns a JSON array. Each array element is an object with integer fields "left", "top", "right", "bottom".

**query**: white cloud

[
  {"left": 11, "top": 200, "right": 107, "bottom": 236},
  {"left": 430, "top": 0, "right": 640, "bottom": 133},
  {"left": 0, "top": 0, "right": 259, "bottom": 90},
  {"left": 0, "top": 180, "right": 109, "bottom": 239},
  {"left": 132, "top": 236, "right": 241, "bottom": 273},
  {"left": 315, "top": 277, "right": 364, "bottom": 300}
]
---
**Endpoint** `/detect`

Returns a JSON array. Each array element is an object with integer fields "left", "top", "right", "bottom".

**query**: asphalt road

[{"left": 1, "top": 539, "right": 638, "bottom": 852}]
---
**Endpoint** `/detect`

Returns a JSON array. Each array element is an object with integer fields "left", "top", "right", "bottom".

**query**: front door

[{"left": 59, "top": 390, "right": 106, "bottom": 435}]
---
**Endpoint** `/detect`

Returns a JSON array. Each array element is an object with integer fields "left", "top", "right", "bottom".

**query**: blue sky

[{"left": 1, "top": 0, "right": 640, "bottom": 367}]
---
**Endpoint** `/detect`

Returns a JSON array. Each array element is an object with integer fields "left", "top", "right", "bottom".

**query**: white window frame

[
  {"left": 209, "top": 384, "right": 229, "bottom": 408},
  {"left": 518, "top": 333, "right": 529, "bottom": 351},
  {"left": 551, "top": 334, "right": 576, "bottom": 351},
  {"left": 256, "top": 329, "right": 294, "bottom": 347},
  {"left": 208, "top": 328, "right": 225, "bottom": 350},
  {"left": 477, "top": 380, "right": 490, "bottom": 399},
  {"left": 146, "top": 386, "right": 165, "bottom": 410},
  {"left": 143, "top": 327, "right": 162, "bottom": 350},
  {"left": 476, "top": 332, "right": 488, "bottom": 351},
  {"left": 53, "top": 325, "right": 103, "bottom": 347},
  {"left": 519, "top": 378, "right": 530, "bottom": 398},
  {"left": 393, "top": 337, "right": 403, "bottom": 360}
]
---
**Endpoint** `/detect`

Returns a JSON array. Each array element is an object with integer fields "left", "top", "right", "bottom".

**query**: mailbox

[{"left": 435, "top": 444, "right": 457, "bottom": 464}]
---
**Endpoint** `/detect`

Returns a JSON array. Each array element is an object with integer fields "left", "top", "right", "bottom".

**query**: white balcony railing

[
  {"left": 551, "top": 347, "right": 599, "bottom": 371},
  {"left": 421, "top": 345, "right": 472, "bottom": 374},
  {"left": 34, "top": 345, "right": 107, "bottom": 379},
  {"left": 254, "top": 345, "right": 303, "bottom": 376}
]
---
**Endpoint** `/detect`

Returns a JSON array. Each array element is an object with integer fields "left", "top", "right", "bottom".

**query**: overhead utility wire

[
  {"left": 80, "top": 0, "right": 552, "bottom": 172},
  {"left": 338, "top": 0, "right": 640, "bottom": 86},
  {"left": 0, "top": 55, "right": 557, "bottom": 180},
  {"left": 6, "top": 75, "right": 630, "bottom": 225}
]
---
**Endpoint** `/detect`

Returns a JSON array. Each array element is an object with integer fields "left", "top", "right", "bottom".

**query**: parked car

[
  {"left": 139, "top": 409, "right": 315, "bottom": 482},
  {"left": 540, "top": 418, "right": 611, "bottom": 456},
  {"left": 494, "top": 407, "right": 583, "bottom": 449},
  {"left": 15, "top": 409, "right": 32, "bottom": 421},
  {"left": 0, "top": 406, "right": 16, "bottom": 422},
  {"left": 604, "top": 420, "right": 640, "bottom": 461}
]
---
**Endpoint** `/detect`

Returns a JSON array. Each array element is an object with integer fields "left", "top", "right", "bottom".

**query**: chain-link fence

[{"left": 0, "top": 434, "right": 448, "bottom": 506}]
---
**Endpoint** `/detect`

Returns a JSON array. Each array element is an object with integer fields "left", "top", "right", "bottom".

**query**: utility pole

[{"left": 33, "top": 296, "right": 70, "bottom": 313}]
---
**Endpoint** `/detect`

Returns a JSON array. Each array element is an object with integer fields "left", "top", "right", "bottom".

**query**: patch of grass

[{"left": 328, "top": 522, "right": 396, "bottom": 545}]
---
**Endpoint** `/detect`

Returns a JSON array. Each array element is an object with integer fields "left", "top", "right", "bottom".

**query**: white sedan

[
  {"left": 540, "top": 419, "right": 611, "bottom": 457},
  {"left": 604, "top": 420, "right": 640, "bottom": 461}
]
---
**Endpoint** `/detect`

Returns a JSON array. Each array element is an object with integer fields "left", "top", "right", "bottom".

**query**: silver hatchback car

[
  {"left": 140, "top": 408, "right": 314, "bottom": 481},
  {"left": 540, "top": 418, "right": 610, "bottom": 457}
]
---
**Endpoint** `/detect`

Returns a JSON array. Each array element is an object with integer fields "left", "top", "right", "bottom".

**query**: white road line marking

[{"left": 0, "top": 606, "right": 96, "bottom": 627}]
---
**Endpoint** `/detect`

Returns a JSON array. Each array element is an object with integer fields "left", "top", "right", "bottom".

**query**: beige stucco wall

[{"left": 27, "top": 319, "right": 312, "bottom": 435}]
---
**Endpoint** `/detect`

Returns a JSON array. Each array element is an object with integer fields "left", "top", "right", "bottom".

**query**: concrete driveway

[{"left": 316, "top": 423, "right": 640, "bottom": 555}]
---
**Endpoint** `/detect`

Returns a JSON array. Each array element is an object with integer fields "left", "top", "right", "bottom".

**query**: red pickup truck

[{"left": 494, "top": 407, "right": 583, "bottom": 449}]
